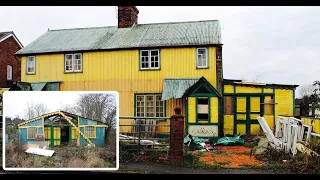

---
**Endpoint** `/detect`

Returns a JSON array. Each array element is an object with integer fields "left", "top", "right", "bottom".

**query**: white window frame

[
  {"left": 84, "top": 126, "right": 96, "bottom": 138},
  {"left": 196, "top": 47, "right": 208, "bottom": 68},
  {"left": 140, "top": 49, "right": 160, "bottom": 70},
  {"left": 64, "top": 53, "right": 83, "bottom": 73},
  {"left": 26, "top": 56, "right": 36, "bottom": 74},
  {"left": 7, "top": 65, "right": 12, "bottom": 80},
  {"left": 135, "top": 94, "right": 165, "bottom": 117}
]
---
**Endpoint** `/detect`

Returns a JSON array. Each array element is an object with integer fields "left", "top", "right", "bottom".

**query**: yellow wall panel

[
  {"left": 250, "top": 97, "right": 260, "bottom": 112},
  {"left": 275, "top": 89, "right": 293, "bottom": 118},
  {"left": 237, "top": 97, "right": 246, "bottom": 112},
  {"left": 264, "top": 88, "right": 273, "bottom": 93},
  {"left": 224, "top": 85, "right": 234, "bottom": 93},
  {"left": 250, "top": 124, "right": 260, "bottom": 135},
  {"left": 237, "top": 114, "right": 246, "bottom": 120},
  {"left": 250, "top": 114, "right": 260, "bottom": 120},
  {"left": 236, "top": 86, "right": 262, "bottom": 93},
  {"left": 188, "top": 97, "right": 196, "bottom": 123},
  {"left": 302, "top": 117, "right": 320, "bottom": 134},
  {"left": 265, "top": 115, "right": 275, "bottom": 131},
  {"left": 224, "top": 115, "right": 234, "bottom": 135},
  {"left": 210, "top": 97, "right": 218, "bottom": 123},
  {"left": 237, "top": 124, "right": 246, "bottom": 134}
]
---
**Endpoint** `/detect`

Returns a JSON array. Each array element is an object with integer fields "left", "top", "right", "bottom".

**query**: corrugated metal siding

[
  {"left": 188, "top": 97, "right": 196, "bottom": 123},
  {"left": 275, "top": 89, "right": 293, "bottom": 117},
  {"left": 22, "top": 47, "right": 217, "bottom": 133},
  {"left": 89, "top": 127, "right": 105, "bottom": 146},
  {"left": 210, "top": 97, "right": 218, "bottom": 123},
  {"left": 236, "top": 86, "right": 262, "bottom": 93},
  {"left": 162, "top": 79, "right": 199, "bottom": 101},
  {"left": 223, "top": 85, "right": 234, "bottom": 93},
  {"left": 17, "top": 20, "right": 221, "bottom": 55},
  {"left": 21, "top": 119, "right": 42, "bottom": 126}
]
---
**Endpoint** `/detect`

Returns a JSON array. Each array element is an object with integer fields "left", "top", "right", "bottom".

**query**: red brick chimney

[{"left": 118, "top": 6, "right": 139, "bottom": 28}]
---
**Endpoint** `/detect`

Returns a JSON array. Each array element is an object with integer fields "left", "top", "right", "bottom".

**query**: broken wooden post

[{"left": 169, "top": 106, "right": 184, "bottom": 161}]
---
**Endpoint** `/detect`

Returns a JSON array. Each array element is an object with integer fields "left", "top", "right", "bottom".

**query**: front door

[{"left": 235, "top": 96, "right": 261, "bottom": 135}]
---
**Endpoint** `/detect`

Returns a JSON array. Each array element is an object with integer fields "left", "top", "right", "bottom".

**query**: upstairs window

[
  {"left": 140, "top": 49, "right": 160, "bottom": 70},
  {"left": 26, "top": 56, "right": 36, "bottom": 74},
  {"left": 7, "top": 65, "right": 12, "bottom": 80},
  {"left": 65, "top": 53, "right": 82, "bottom": 73},
  {"left": 197, "top": 48, "right": 208, "bottom": 68}
]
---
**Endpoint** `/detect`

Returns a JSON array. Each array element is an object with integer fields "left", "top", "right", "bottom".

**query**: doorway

[{"left": 60, "top": 126, "right": 70, "bottom": 144}]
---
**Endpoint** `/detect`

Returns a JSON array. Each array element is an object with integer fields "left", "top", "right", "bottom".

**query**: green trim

[
  {"left": 50, "top": 126, "right": 54, "bottom": 147},
  {"left": 139, "top": 49, "right": 161, "bottom": 71},
  {"left": 246, "top": 97, "right": 250, "bottom": 134},
  {"left": 233, "top": 95, "right": 237, "bottom": 134},
  {"left": 189, "top": 94, "right": 216, "bottom": 97},
  {"left": 208, "top": 96, "right": 211, "bottom": 124},
  {"left": 186, "top": 97, "right": 189, "bottom": 134},
  {"left": 218, "top": 98, "right": 221, "bottom": 137},
  {"left": 223, "top": 81, "right": 298, "bottom": 90},
  {"left": 262, "top": 87, "right": 264, "bottom": 94},
  {"left": 69, "top": 126, "right": 72, "bottom": 143},
  {"left": 196, "top": 96, "right": 198, "bottom": 123}
]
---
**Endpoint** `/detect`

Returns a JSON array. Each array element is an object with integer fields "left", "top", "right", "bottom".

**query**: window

[
  {"left": 197, "top": 97, "right": 209, "bottom": 122},
  {"left": 7, "top": 65, "right": 12, "bottom": 80},
  {"left": 27, "top": 56, "right": 36, "bottom": 74},
  {"left": 136, "top": 94, "right": 164, "bottom": 117},
  {"left": 65, "top": 53, "right": 82, "bottom": 73},
  {"left": 27, "top": 127, "right": 37, "bottom": 139},
  {"left": 197, "top": 48, "right": 208, "bottom": 68},
  {"left": 140, "top": 50, "right": 160, "bottom": 70},
  {"left": 224, "top": 96, "right": 234, "bottom": 115},
  {"left": 264, "top": 96, "right": 274, "bottom": 115},
  {"left": 84, "top": 126, "right": 96, "bottom": 138}
]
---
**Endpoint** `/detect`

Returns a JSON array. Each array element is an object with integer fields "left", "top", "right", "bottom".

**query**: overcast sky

[
  {"left": 1, "top": 6, "right": 319, "bottom": 97},
  {"left": 3, "top": 91, "right": 117, "bottom": 119}
]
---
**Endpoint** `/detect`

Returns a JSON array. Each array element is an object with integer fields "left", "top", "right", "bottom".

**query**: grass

[{"left": 4, "top": 127, "right": 117, "bottom": 168}]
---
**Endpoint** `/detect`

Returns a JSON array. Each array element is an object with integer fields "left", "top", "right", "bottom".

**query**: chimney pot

[{"left": 118, "top": 6, "right": 139, "bottom": 28}]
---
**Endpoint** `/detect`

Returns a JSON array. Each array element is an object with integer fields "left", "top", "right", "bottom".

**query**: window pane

[
  {"left": 198, "top": 48, "right": 206, "bottom": 55},
  {"left": 151, "top": 50, "right": 158, "bottom": 56},
  {"left": 141, "top": 51, "right": 149, "bottom": 56},
  {"left": 74, "top": 54, "right": 81, "bottom": 59}
]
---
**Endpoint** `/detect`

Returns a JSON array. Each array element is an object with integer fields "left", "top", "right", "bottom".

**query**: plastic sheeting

[{"left": 215, "top": 134, "right": 245, "bottom": 146}]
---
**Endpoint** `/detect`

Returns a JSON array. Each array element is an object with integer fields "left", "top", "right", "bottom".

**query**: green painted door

[{"left": 235, "top": 96, "right": 261, "bottom": 135}]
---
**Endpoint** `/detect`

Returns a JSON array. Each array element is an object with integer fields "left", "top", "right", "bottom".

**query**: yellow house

[{"left": 14, "top": 6, "right": 298, "bottom": 138}]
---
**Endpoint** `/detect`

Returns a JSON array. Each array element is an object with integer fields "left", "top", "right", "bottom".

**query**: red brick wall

[
  {"left": 169, "top": 106, "right": 184, "bottom": 161},
  {"left": 0, "top": 36, "right": 22, "bottom": 88},
  {"left": 118, "top": 6, "right": 139, "bottom": 28}
]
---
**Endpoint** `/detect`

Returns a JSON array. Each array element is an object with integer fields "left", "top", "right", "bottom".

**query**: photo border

[{"left": 2, "top": 91, "right": 119, "bottom": 171}]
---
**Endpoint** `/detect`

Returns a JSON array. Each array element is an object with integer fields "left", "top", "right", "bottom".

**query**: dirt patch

[{"left": 215, "top": 146, "right": 251, "bottom": 154}]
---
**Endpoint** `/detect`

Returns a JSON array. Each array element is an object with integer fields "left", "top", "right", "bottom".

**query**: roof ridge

[
  {"left": 136, "top": 20, "right": 219, "bottom": 26},
  {"left": 49, "top": 26, "right": 117, "bottom": 32}
]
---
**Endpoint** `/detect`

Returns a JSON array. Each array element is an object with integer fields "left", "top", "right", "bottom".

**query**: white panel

[
  {"left": 198, "top": 104, "right": 208, "bottom": 114},
  {"left": 188, "top": 125, "right": 218, "bottom": 137},
  {"left": 25, "top": 147, "right": 55, "bottom": 157}
]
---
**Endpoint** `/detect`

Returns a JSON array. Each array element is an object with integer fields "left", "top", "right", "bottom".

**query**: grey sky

[
  {"left": 1, "top": 6, "right": 319, "bottom": 97},
  {"left": 3, "top": 91, "right": 117, "bottom": 119}
]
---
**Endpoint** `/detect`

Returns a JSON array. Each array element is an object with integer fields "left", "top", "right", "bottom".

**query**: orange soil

[{"left": 197, "top": 146, "right": 262, "bottom": 168}]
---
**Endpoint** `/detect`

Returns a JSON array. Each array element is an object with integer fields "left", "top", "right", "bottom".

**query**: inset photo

[{"left": 2, "top": 91, "right": 119, "bottom": 171}]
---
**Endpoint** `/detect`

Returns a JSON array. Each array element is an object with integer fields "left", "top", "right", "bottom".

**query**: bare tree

[
  {"left": 24, "top": 102, "right": 50, "bottom": 119},
  {"left": 60, "top": 103, "right": 79, "bottom": 115},
  {"left": 299, "top": 84, "right": 315, "bottom": 98},
  {"left": 76, "top": 93, "right": 116, "bottom": 123}
]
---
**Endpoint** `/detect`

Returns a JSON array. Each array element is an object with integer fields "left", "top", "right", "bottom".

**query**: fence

[{"left": 119, "top": 116, "right": 171, "bottom": 153}]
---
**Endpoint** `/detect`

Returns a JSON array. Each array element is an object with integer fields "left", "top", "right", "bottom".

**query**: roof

[
  {"left": 0, "top": 31, "right": 24, "bottom": 48},
  {"left": 161, "top": 77, "right": 221, "bottom": 100},
  {"left": 18, "top": 110, "right": 108, "bottom": 127},
  {"left": 223, "top": 79, "right": 299, "bottom": 89},
  {"left": 16, "top": 20, "right": 221, "bottom": 55},
  {"left": 162, "top": 78, "right": 199, "bottom": 100}
]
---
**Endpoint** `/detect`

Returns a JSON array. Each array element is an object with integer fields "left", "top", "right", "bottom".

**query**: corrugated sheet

[
  {"left": 31, "top": 82, "right": 47, "bottom": 91},
  {"left": 16, "top": 20, "right": 221, "bottom": 55},
  {"left": 162, "top": 78, "right": 199, "bottom": 101}
]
